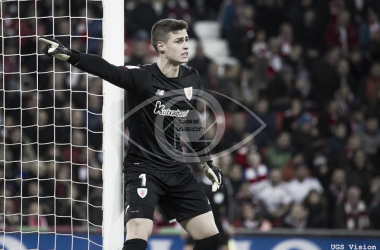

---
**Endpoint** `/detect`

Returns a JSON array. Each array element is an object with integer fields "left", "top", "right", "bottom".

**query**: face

[
  {"left": 291, "top": 99, "right": 302, "bottom": 115},
  {"left": 247, "top": 152, "right": 261, "bottom": 167},
  {"left": 256, "top": 99, "right": 269, "bottom": 114},
  {"left": 296, "top": 165, "right": 308, "bottom": 180},
  {"left": 159, "top": 29, "right": 189, "bottom": 65},
  {"left": 347, "top": 187, "right": 360, "bottom": 205},
  {"left": 308, "top": 191, "right": 321, "bottom": 204},
  {"left": 347, "top": 136, "right": 360, "bottom": 150},
  {"left": 277, "top": 132, "right": 291, "bottom": 148},
  {"left": 332, "top": 169, "right": 345, "bottom": 185},
  {"left": 354, "top": 150, "right": 366, "bottom": 168},
  {"left": 291, "top": 204, "right": 308, "bottom": 219},
  {"left": 242, "top": 204, "right": 255, "bottom": 220},
  {"left": 269, "top": 169, "right": 281, "bottom": 185}
]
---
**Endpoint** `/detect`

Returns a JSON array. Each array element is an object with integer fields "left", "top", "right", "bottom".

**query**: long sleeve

[{"left": 74, "top": 53, "right": 150, "bottom": 94}]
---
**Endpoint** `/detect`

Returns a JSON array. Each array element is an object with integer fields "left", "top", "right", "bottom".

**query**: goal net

[{"left": 0, "top": 0, "right": 124, "bottom": 249}]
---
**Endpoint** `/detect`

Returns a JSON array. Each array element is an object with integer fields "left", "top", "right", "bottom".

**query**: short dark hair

[{"left": 151, "top": 19, "right": 188, "bottom": 53}]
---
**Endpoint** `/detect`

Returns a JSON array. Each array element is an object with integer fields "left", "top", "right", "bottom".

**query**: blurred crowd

[
  {"left": 125, "top": 0, "right": 380, "bottom": 232},
  {"left": 1, "top": 0, "right": 380, "bottom": 234}
]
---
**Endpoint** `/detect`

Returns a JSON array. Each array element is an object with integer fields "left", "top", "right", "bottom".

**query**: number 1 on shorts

[{"left": 139, "top": 173, "right": 146, "bottom": 186}]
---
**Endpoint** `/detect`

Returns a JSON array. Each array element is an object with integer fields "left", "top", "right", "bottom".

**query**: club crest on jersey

[
  {"left": 184, "top": 87, "right": 193, "bottom": 101},
  {"left": 137, "top": 188, "right": 148, "bottom": 198}
]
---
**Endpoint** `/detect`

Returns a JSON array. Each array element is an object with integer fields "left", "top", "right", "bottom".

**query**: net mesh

[{"left": 1, "top": 0, "right": 104, "bottom": 249}]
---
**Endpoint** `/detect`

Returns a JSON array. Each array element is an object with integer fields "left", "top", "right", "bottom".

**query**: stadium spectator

[
  {"left": 317, "top": 99, "right": 341, "bottom": 137},
  {"left": 246, "top": 98, "right": 276, "bottom": 147},
  {"left": 228, "top": 164, "right": 244, "bottom": 197},
  {"left": 303, "top": 190, "right": 329, "bottom": 228},
  {"left": 244, "top": 151, "right": 268, "bottom": 187},
  {"left": 4, "top": 199, "right": 20, "bottom": 226},
  {"left": 335, "top": 57, "right": 356, "bottom": 100},
  {"left": 201, "top": 62, "right": 233, "bottom": 110},
  {"left": 345, "top": 135, "right": 362, "bottom": 162},
  {"left": 187, "top": 42, "right": 212, "bottom": 78},
  {"left": 250, "top": 29, "right": 268, "bottom": 60},
  {"left": 344, "top": 186, "right": 370, "bottom": 230},
  {"left": 325, "top": 10, "right": 359, "bottom": 55},
  {"left": 362, "top": 62, "right": 380, "bottom": 102},
  {"left": 27, "top": 201, "right": 49, "bottom": 229},
  {"left": 277, "top": 23, "right": 294, "bottom": 58},
  {"left": 285, "top": 163, "right": 324, "bottom": 204},
  {"left": 348, "top": 47, "right": 370, "bottom": 86},
  {"left": 267, "top": 65, "right": 295, "bottom": 111},
  {"left": 226, "top": 4, "right": 255, "bottom": 65},
  {"left": 264, "top": 37, "right": 283, "bottom": 80},
  {"left": 326, "top": 168, "right": 347, "bottom": 228},
  {"left": 222, "top": 112, "right": 246, "bottom": 149},
  {"left": 218, "top": 154, "right": 234, "bottom": 178},
  {"left": 349, "top": 108, "right": 366, "bottom": 134},
  {"left": 233, "top": 203, "right": 271, "bottom": 230},
  {"left": 346, "top": 149, "right": 372, "bottom": 204},
  {"left": 281, "top": 152, "right": 305, "bottom": 182},
  {"left": 312, "top": 154, "right": 330, "bottom": 189},
  {"left": 125, "top": 39, "right": 150, "bottom": 66},
  {"left": 356, "top": 116, "right": 380, "bottom": 158},
  {"left": 282, "top": 98, "right": 303, "bottom": 131},
  {"left": 325, "top": 121, "right": 349, "bottom": 170},
  {"left": 236, "top": 68, "right": 258, "bottom": 107},
  {"left": 283, "top": 203, "right": 308, "bottom": 229},
  {"left": 294, "top": 75, "right": 313, "bottom": 106},
  {"left": 251, "top": 169, "right": 291, "bottom": 226},
  {"left": 294, "top": 9, "right": 323, "bottom": 62},
  {"left": 334, "top": 85, "right": 355, "bottom": 119},
  {"left": 219, "top": 0, "right": 246, "bottom": 38},
  {"left": 266, "top": 132, "right": 292, "bottom": 170},
  {"left": 235, "top": 182, "right": 255, "bottom": 207},
  {"left": 234, "top": 132, "right": 257, "bottom": 167},
  {"left": 369, "top": 176, "right": 380, "bottom": 229}
]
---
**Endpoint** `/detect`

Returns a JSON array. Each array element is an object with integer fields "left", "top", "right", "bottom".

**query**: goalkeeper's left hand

[
  {"left": 39, "top": 36, "right": 80, "bottom": 65},
  {"left": 201, "top": 161, "right": 224, "bottom": 192}
]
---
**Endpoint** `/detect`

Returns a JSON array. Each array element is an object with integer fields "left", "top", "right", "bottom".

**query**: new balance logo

[{"left": 155, "top": 89, "right": 165, "bottom": 96}]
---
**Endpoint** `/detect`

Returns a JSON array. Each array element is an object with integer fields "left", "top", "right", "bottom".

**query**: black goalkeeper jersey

[{"left": 75, "top": 54, "right": 211, "bottom": 173}]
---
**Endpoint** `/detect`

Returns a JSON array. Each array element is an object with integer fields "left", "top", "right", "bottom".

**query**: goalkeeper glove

[
  {"left": 39, "top": 36, "right": 80, "bottom": 65},
  {"left": 201, "top": 161, "right": 224, "bottom": 192}
]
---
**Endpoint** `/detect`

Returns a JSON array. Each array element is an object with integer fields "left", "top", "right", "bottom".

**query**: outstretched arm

[{"left": 39, "top": 37, "right": 148, "bottom": 93}]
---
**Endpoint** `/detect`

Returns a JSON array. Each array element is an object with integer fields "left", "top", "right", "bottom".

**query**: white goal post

[{"left": 101, "top": 0, "right": 125, "bottom": 249}]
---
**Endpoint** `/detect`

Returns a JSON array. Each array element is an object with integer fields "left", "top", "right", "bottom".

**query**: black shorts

[{"left": 124, "top": 165, "right": 211, "bottom": 223}]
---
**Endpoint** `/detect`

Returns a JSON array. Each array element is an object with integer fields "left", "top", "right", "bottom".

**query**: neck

[{"left": 157, "top": 57, "right": 180, "bottom": 78}]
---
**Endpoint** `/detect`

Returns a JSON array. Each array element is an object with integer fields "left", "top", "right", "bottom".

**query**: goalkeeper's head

[{"left": 151, "top": 19, "right": 189, "bottom": 65}]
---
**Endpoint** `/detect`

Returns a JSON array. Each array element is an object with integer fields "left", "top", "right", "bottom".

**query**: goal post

[{"left": 101, "top": 0, "right": 125, "bottom": 249}]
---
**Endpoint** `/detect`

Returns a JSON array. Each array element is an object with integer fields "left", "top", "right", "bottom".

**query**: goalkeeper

[{"left": 40, "top": 19, "right": 223, "bottom": 250}]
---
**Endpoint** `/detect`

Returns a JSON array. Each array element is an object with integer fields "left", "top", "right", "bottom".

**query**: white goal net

[{"left": 0, "top": 0, "right": 117, "bottom": 249}]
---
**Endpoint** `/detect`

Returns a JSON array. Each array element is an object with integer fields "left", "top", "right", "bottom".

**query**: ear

[{"left": 157, "top": 41, "right": 165, "bottom": 53}]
